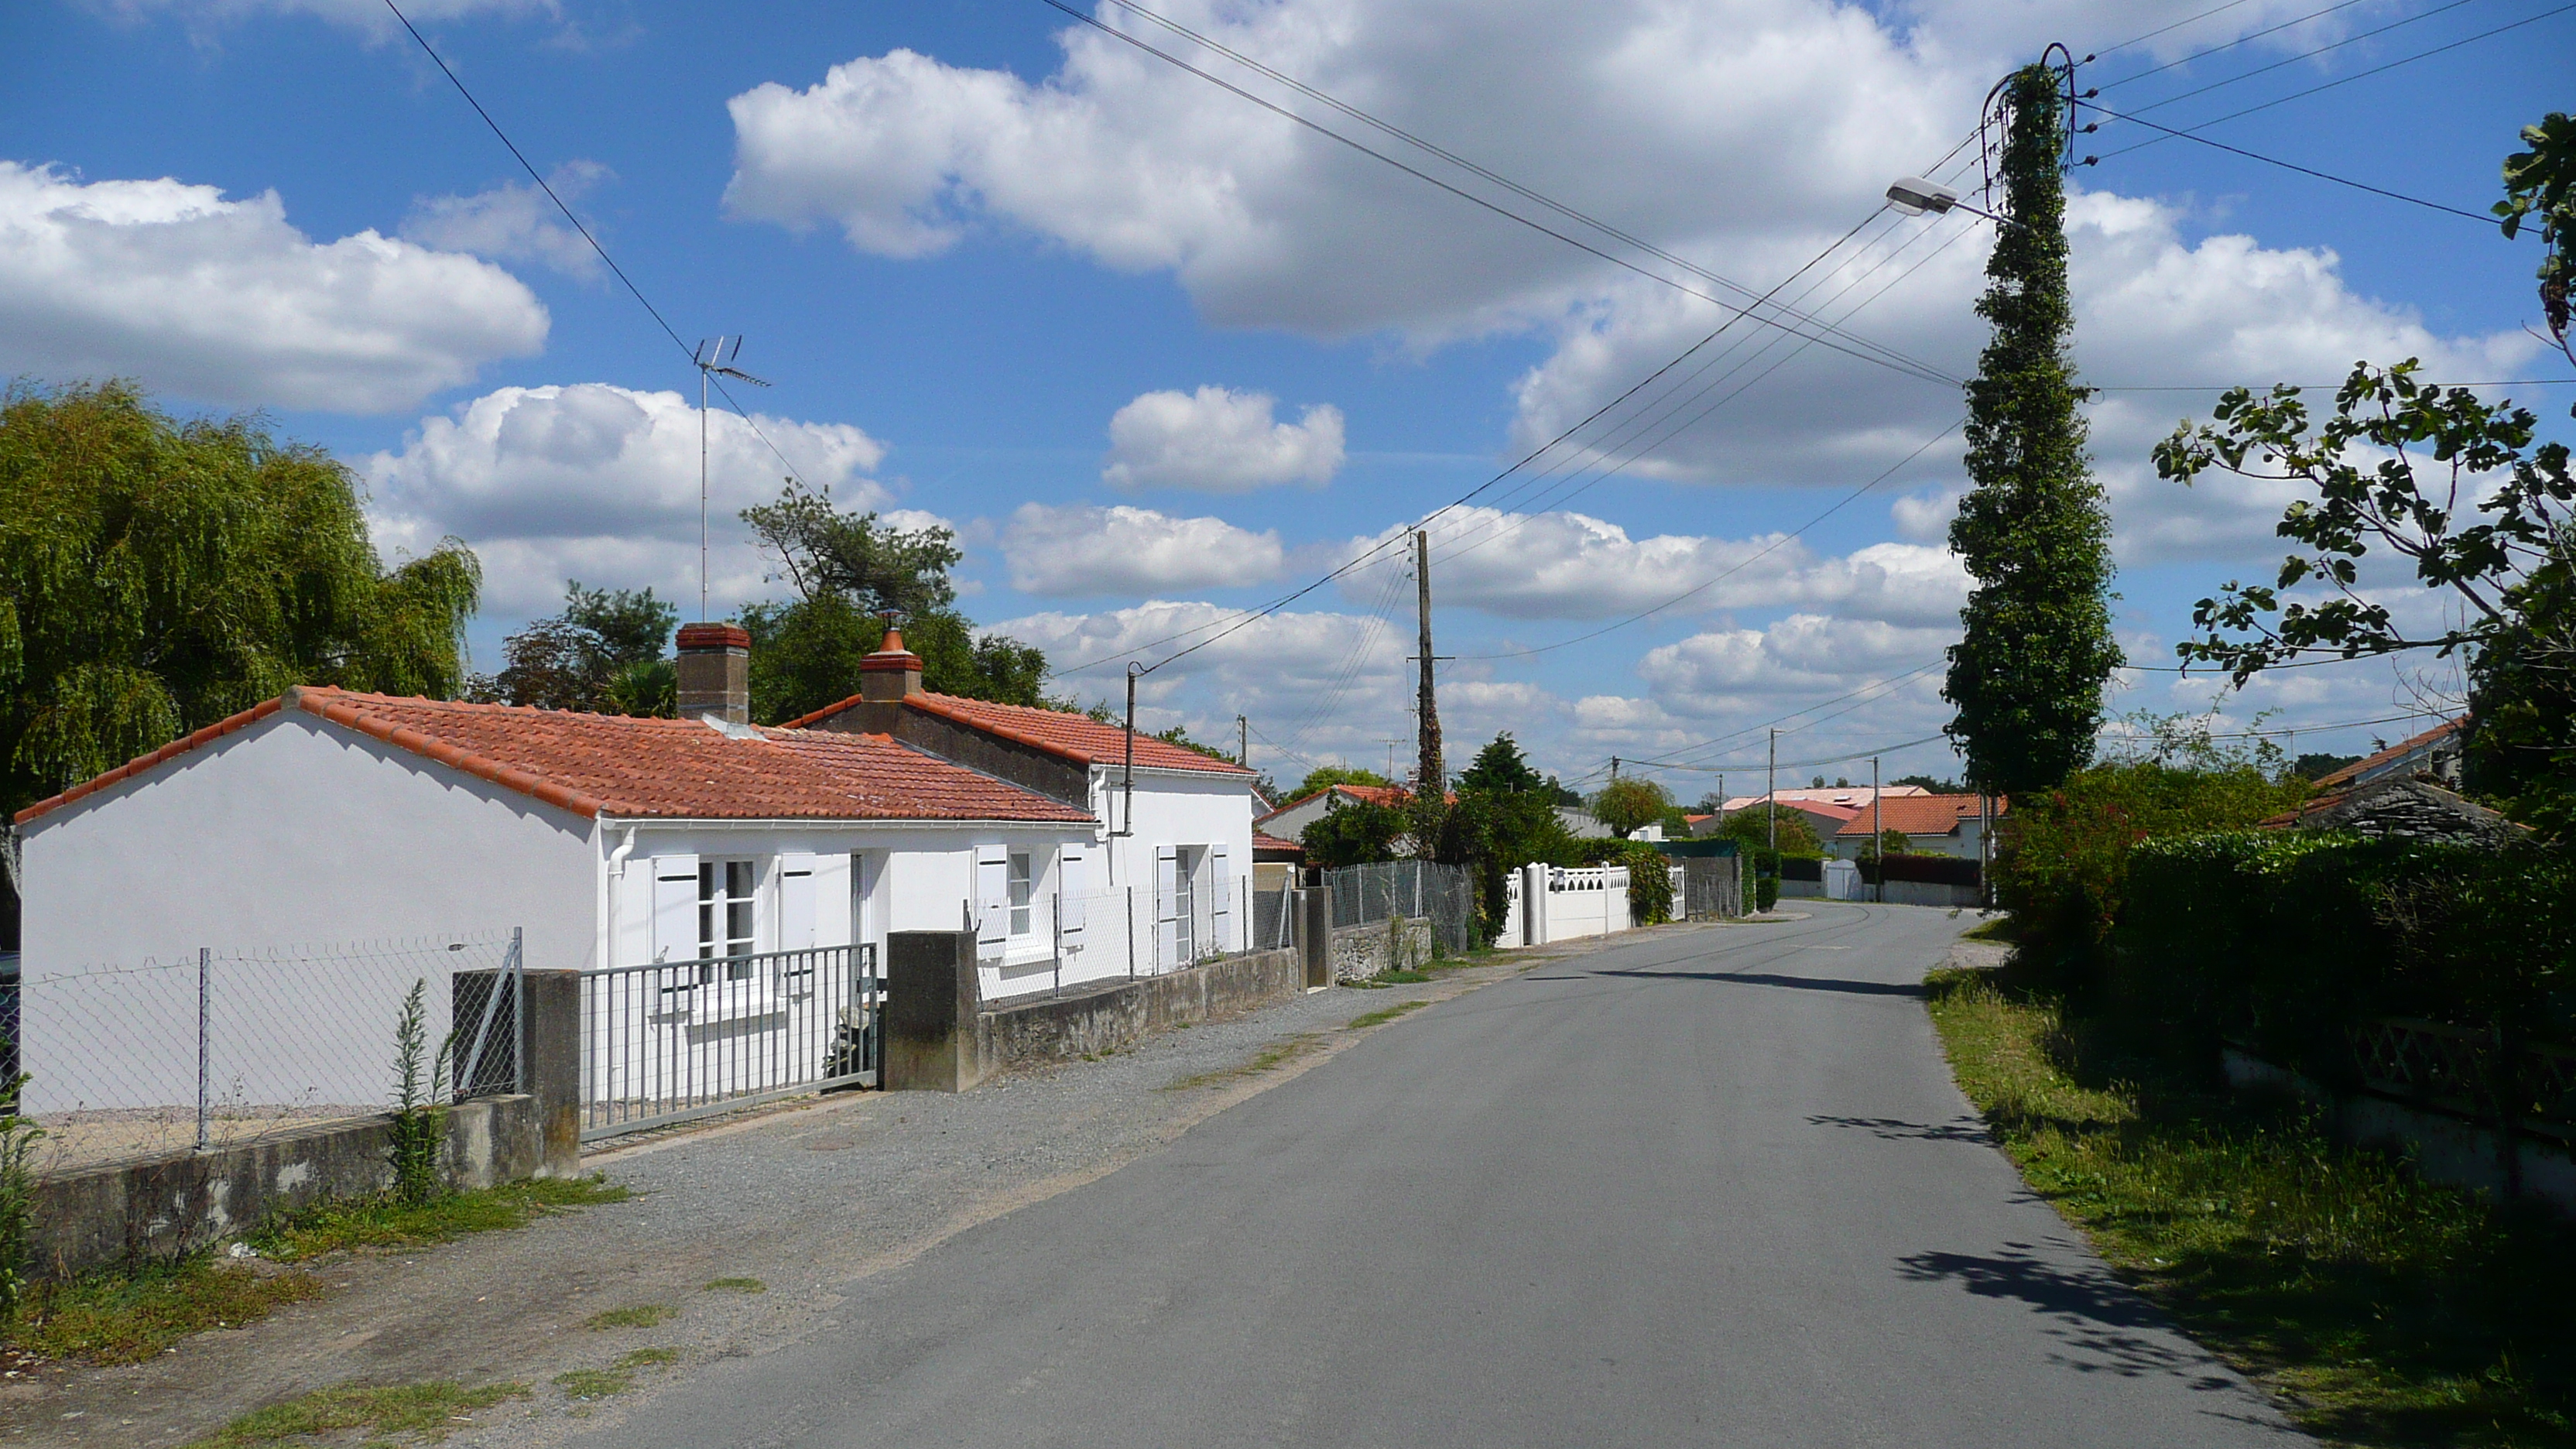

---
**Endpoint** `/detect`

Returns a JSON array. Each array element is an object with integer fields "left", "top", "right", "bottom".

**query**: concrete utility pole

[
  {"left": 1766, "top": 728, "right": 1778, "bottom": 855},
  {"left": 1610, "top": 756, "right": 1619, "bottom": 780},
  {"left": 1413, "top": 529, "right": 1444, "bottom": 800},
  {"left": 1872, "top": 755, "right": 1883, "bottom": 904},
  {"left": 1237, "top": 714, "right": 1249, "bottom": 769}
]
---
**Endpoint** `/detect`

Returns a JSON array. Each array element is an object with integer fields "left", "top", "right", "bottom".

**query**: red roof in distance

[
  {"left": 784, "top": 690, "right": 1254, "bottom": 777},
  {"left": 1834, "top": 793, "right": 2002, "bottom": 837}
]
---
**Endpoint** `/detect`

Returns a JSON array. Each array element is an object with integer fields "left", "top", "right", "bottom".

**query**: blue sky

[{"left": 3, "top": 0, "right": 2569, "bottom": 795}]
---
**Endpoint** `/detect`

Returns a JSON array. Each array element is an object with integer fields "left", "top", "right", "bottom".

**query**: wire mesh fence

[
  {"left": 1321, "top": 861, "right": 1477, "bottom": 954},
  {"left": 16, "top": 931, "right": 522, "bottom": 1175}
]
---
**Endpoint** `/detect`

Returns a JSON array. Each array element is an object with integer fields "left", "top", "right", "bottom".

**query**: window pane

[
  {"left": 728, "top": 861, "right": 754, "bottom": 897},
  {"left": 698, "top": 902, "right": 714, "bottom": 958},
  {"left": 729, "top": 898, "right": 752, "bottom": 947},
  {"left": 699, "top": 862, "right": 714, "bottom": 899}
]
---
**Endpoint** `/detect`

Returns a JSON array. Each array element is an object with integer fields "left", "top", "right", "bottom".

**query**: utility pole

[
  {"left": 1766, "top": 728, "right": 1778, "bottom": 856},
  {"left": 1872, "top": 755, "right": 1883, "bottom": 905},
  {"left": 1609, "top": 756, "right": 1619, "bottom": 781},
  {"left": 1413, "top": 529, "right": 1444, "bottom": 800},
  {"left": 1237, "top": 714, "right": 1249, "bottom": 769}
]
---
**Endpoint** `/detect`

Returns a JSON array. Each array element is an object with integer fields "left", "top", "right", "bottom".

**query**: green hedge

[{"left": 2109, "top": 832, "right": 2576, "bottom": 1081}]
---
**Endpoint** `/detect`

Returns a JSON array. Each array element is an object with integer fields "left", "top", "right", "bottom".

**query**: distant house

[
  {"left": 1255, "top": 783, "right": 1449, "bottom": 844},
  {"left": 2307, "top": 718, "right": 2465, "bottom": 793},
  {"left": 1827, "top": 793, "right": 2004, "bottom": 861}
]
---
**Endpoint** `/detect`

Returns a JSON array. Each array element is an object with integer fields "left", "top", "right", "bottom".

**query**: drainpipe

[{"left": 605, "top": 821, "right": 639, "bottom": 961}]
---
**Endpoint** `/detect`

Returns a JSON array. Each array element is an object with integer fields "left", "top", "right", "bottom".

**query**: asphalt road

[{"left": 570, "top": 906, "right": 2304, "bottom": 1448}]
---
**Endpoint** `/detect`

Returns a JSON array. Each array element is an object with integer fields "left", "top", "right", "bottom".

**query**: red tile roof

[
  {"left": 2311, "top": 718, "right": 2461, "bottom": 790},
  {"left": 1252, "top": 831, "right": 1304, "bottom": 857},
  {"left": 784, "top": 690, "right": 1255, "bottom": 776},
  {"left": 1834, "top": 793, "right": 2001, "bottom": 837},
  {"left": 15, "top": 688, "right": 1094, "bottom": 827},
  {"left": 1255, "top": 783, "right": 1453, "bottom": 831}
]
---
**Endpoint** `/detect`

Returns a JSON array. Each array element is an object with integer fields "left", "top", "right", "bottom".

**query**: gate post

[
  {"left": 1300, "top": 884, "right": 1333, "bottom": 988},
  {"left": 520, "top": 969, "right": 582, "bottom": 1175},
  {"left": 886, "top": 930, "right": 987, "bottom": 1091}
]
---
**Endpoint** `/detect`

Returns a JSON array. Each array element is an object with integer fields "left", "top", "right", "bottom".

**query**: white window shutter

[
  {"left": 616, "top": 855, "right": 656, "bottom": 965},
  {"left": 807, "top": 853, "right": 853, "bottom": 947},
  {"left": 779, "top": 851, "right": 819, "bottom": 951},
  {"left": 1208, "top": 844, "right": 1230, "bottom": 951},
  {"left": 975, "top": 844, "right": 1009, "bottom": 955},
  {"left": 1057, "top": 846, "right": 1087, "bottom": 940},
  {"left": 1154, "top": 845, "right": 1180, "bottom": 966},
  {"left": 650, "top": 853, "right": 699, "bottom": 964}
]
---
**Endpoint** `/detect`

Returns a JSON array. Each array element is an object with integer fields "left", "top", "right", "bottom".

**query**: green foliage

[
  {"left": 2289, "top": 751, "right": 2362, "bottom": 781},
  {"left": 184, "top": 1379, "right": 529, "bottom": 1448},
  {"left": 1437, "top": 733, "right": 1581, "bottom": 942},
  {"left": 0, "top": 1074, "right": 42, "bottom": 1323},
  {"left": 486, "top": 580, "right": 677, "bottom": 714},
  {"left": 387, "top": 979, "right": 448, "bottom": 1208},
  {"left": 2463, "top": 529, "right": 2576, "bottom": 841},
  {"left": 1994, "top": 752, "right": 2308, "bottom": 988},
  {"left": 1577, "top": 839, "right": 1674, "bottom": 925},
  {"left": 1711, "top": 804, "right": 1822, "bottom": 858},
  {"left": 1945, "top": 63, "right": 2122, "bottom": 797},
  {"left": 1754, "top": 875, "right": 1779, "bottom": 913},
  {"left": 1300, "top": 796, "right": 1409, "bottom": 868},
  {"left": 1589, "top": 776, "right": 1670, "bottom": 838},
  {"left": 1892, "top": 772, "right": 1965, "bottom": 793},
  {"left": 254, "top": 1174, "right": 629, "bottom": 1262},
  {"left": 1855, "top": 828, "right": 1912, "bottom": 862},
  {"left": 735, "top": 481, "right": 1050, "bottom": 722},
  {"left": 2496, "top": 110, "right": 2576, "bottom": 358},
  {"left": 0, "top": 380, "right": 481, "bottom": 817},
  {"left": 9, "top": 1254, "right": 324, "bottom": 1366},
  {"left": 2155, "top": 360, "right": 2575, "bottom": 685},
  {"left": 1288, "top": 765, "right": 1390, "bottom": 801}
]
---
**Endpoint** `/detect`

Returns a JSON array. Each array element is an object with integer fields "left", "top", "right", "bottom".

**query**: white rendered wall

[
  {"left": 18, "top": 713, "right": 598, "bottom": 1115},
  {"left": 1091, "top": 768, "right": 1255, "bottom": 953}
]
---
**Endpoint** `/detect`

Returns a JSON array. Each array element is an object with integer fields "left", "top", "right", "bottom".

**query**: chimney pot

[
  {"left": 860, "top": 624, "right": 925, "bottom": 702},
  {"left": 676, "top": 622, "right": 752, "bottom": 724}
]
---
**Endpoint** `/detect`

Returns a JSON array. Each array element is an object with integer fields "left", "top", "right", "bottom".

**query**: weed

[
  {"left": 387, "top": 979, "right": 452, "bottom": 1208},
  {"left": 1341, "top": 977, "right": 1392, "bottom": 990},
  {"left": 583, "top": 1303, "right": 677, "bottom": 1331},
  {"left": 1958, "top": 916, "right": 2016, "bottom": 943},
  {"left": 184, "top": 1379, "right": 529, "bottom": 1447},
  {"left": 0, "top": 1070, "right": 43, "bottom": 1321},
  {"left": 8, "top": 1255, "right": 325, "bottom": 1365},
  {"left": 703, "top": 1276, "right": 766, "bottom": 1293},
  {"left": 618, "top": 1346, "right": 680, "bottom": 1366},
  {"left": 550, "top": 1348, "right": 677, "bottom": 1402},
  {"left": 255, "top": 1175, "right": 629, "bottom": 1262},
  {"left": 1926, "top": 967, "right": 2576, "bottom": 1447},
  {"left": 1163, "top": 1035, "right": 1321, "bottom": 1091},
  {"left": 1373, "top": 969, "right": 1433, "bottom": 985},
  {"left": 1345, "top": 1001, "right": 1427, "bottom": 1032}
]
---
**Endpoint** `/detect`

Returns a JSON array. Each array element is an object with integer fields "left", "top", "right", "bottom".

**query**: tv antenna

[{"left": 693, "top": 337, "right": 770, "bottom": 623}]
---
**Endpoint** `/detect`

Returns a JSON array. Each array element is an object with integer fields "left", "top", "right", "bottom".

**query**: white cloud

[
  {"left": 0, "top": 162, "right": 547, "bottom": 414},
  {"left": 399, "top": 163, "right": 609, "bottom": 279},
  {"left": 365, "top": 383, "right": 888, "bottom": 617},
  {"left": 1337, "top": 508, "right": 1969, "bottom": 627},
  {"left": 1101, "top": 386, "right": 1345, "bottom": 492},
  {"left": 1000, "top": 502, "right": 1284, "bottom": 595}
]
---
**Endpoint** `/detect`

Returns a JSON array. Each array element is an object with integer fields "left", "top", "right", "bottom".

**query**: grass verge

[
  {"left": 1162, "top": 1034, "right": 1323, "bottom": 1091},
  {"left": 703, "top": 1276, "right": 766, "bottom": 1293},
  {"left": 582, "top": 1303, "right": 677, "bottom": 1331},
  {"left": 7, "top": 1256, "right": 325, "bottom": 1365},
  {"left": 1345, "top": 1001, "right": 1427, "bottom": 1032},
  {"left": 552, "top": 1348, "right": 680, "bottom": 1401},
  {"left": 182, "top": 1379, "right": 529, "bottom": 1447},
  {"left": 252, "top": 1174, "right": 629, "bottom": 1262},
  {"left": 1924, "top": 966, "right": 2576, "bottom": 1447}
]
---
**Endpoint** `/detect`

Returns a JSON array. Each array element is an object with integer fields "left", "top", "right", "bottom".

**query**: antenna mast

[{"left": 692, "top": 336, "right": 771, "bottom": 622}]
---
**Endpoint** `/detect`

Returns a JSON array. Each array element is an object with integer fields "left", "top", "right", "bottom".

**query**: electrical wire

[
  {"left": 2090, "top": 0, "right": 2270, "bottom": 60},
  {"left": 2118, "top": 0, "right": 2487, "bottom": 116},
  {"left": 2094, "top": 1, "right": 2576, "bottom": 161},
  {"left": 2097, "top": 0, "right": 2407, "bottom": 91},
  {"left": 1039, "top": 0, "right": 1959, "bottom": 389},
  {"left": 377, "top": 0, "right": 826, "bottom": 502},
  {"left": 2076, "top": 98, "right": 2508, "bottom": 225}
]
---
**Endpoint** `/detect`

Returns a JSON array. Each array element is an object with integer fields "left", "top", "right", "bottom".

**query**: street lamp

[{"left": 1885, "top": 176, "right": 2020, "bottom": 228}]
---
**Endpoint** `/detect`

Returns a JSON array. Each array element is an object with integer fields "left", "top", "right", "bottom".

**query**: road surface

[{"left": 570, "top": 904, "right": 2301, "bottom": 1448}]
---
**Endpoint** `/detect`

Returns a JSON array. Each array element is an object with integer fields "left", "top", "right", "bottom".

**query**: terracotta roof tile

[
  {"left": 16, "top": 688, "right": 1094, "bottom": 827},
  {"left": 1834, "top": 793, "right": 2002, "bottom": 837},
  {"left": 2311, "top": 717, "right": 2461, "bottom": 790},
  {"left": 784, "top": 690, "right": 1254, "bottom": 776},
  {"left": 1252, "top": 831, "right": 1304, "bottom": 856}
]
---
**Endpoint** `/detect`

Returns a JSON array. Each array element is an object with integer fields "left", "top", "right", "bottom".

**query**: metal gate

[{"left": 579, "top": 942, "right": 879, "bottom": 1141}]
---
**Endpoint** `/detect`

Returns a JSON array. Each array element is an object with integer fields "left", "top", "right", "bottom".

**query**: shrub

[
  {"left": 1575, "top": 840, "right": 1674, "bottom": 925},
  {"left": 1755, "top": 875, "right": 1780, "bottom": 913}
]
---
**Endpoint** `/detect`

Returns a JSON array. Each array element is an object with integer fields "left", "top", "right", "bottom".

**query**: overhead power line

[
  {"left": 2076, "top": 98, "right": 2509, "bottom": 225},
  {"left": 2105, "top": 0, "right": 2466, "bottom": 100}
]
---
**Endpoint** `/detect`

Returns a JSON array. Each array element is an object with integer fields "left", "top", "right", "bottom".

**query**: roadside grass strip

[
  {"left": 552, "top": 1348, "right": 680, "bottom": 1401},
  {"left": 7, "top": 1255, "right": 325, "bottom": 1365},
  {"left": 1926, "top": 967, "right": 2576, "bottom": 1447},
  {"left": 703, "top": 1276, "right": 767, "bottom": 1293},
  {"left": 180, "top": 1379, "right": 529, "bottom": 1447},
  {"left": 1345, "top": 1001, "right": 1427, "bottom": 1032},
  {"left": 253, "top": 1174, "right": 630, "bottom": 1261},
  {"left": 1163, "top": 1034, "right": 1324, "bottom": 1092},
  {"left": 582, "top": 1303, "right": 677, "bottom": 1331}
]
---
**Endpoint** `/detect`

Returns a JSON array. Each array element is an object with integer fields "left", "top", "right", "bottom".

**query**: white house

[
  {"left": 1825, "top": 793, "right": 2003, "bottom": 861},
  {"left": 786, "top": 629, "right": 1260, "bottom": 979}
]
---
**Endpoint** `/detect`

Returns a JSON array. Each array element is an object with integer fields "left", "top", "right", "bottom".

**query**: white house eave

[
  {"left": 595, "top": 815, "right": 1095, "bottom": 831},
  {"left": 1084, "top": 763, "right": 1254, "bottom": 784}
]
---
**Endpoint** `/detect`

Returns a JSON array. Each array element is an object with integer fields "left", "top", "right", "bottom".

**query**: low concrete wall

[
  {"left": 1875, "top": 879, "right": 1983, "bottom": 909},
  {"left": 978, "top": 947, "right": 1304, "bottom": 1075},
  {"left": 2224, "top": 1048, "right": 2576, "bottom": 1214},
  {"left": 27, "top": 969, "right": 582, "bottom": 1280},
  {"left": 1330, "top": 917, "right": 1433, "bottom": 981}
]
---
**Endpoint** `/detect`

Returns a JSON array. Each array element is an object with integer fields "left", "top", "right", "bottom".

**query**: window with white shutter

[
  {"left": 1208, "top": 844, "right": 1229, "bottom": 954},
  {"left": 650, "top": 854, "right": 699, "bottom": 964},
  {"left": 975, "top": 844, "right": 1009, "bottom": 958},
  {"left": 779, "top": 852, "right": 818, "bottom": 951},
  {"left": 1154, "top": 844, "right": 1180, "bottom": 968},
  {"left": 1057, "top": 846, "right": 1087, "bottom": 947}
]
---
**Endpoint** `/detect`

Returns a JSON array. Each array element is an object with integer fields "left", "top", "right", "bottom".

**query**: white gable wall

[{"left": 1091, "top": 765, "right": 1255, "bottom": 960}]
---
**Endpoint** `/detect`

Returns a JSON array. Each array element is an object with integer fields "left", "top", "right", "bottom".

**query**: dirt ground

[{"left": 0, "top": 928, "right": 1725, "bottom": 1448}]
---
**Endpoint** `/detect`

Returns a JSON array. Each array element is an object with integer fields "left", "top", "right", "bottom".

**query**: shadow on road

[
  {"left": 1897, "top": 1245, "right": 2247, "bottom": 1393},
  {"left": 1808, "top": 1113, "right": 1992, "bottom": 1145},
  {"left": 1593, "top": 968, "right": 1927, "bottom": 999}
]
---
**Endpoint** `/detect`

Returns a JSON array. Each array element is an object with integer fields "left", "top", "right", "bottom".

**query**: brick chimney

[
  {"left": 676, "top": 623, "right": 752, "bottom": 724},
  {"left": 860, "top": 625, "right": 925, "bottom": 702}
]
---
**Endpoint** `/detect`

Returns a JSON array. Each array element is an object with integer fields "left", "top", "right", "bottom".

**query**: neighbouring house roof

[
  {"left": 2309, "top": 718, "right": 2464, "bottom": 792},
  {"left": 785, "top": 690, "right": 1255, "bottom": 778},
  {"left": 1720, "top": 786, "right": 1928, "bottom": 811},
  {"left": 1255, "top": 783, "right": 1453, "bottom": 832},
  {"left": 15, "top": 687, "right": 1096, "bottom": 827},
  {"left": 1834, "top": 793, "right": 2002, "bottom": 838},
  {"left": 1252, "top": 831, "right": 1305, "bottom": 858},
  {"left": 2258, "top": 773, "right": 2524, "bottom": 844}
]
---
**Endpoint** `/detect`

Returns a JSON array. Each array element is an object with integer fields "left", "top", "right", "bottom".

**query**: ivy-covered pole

[{"left": 1943, "top": 60, "right": 2122, "bottom": 800}]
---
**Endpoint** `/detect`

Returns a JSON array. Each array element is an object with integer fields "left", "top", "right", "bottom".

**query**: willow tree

[
  {"left": 1944, "top": 62, "right": 2122, "bottom": 797},
  {"left": 0, "top": 381, "right": 481, "bottom": 817}
]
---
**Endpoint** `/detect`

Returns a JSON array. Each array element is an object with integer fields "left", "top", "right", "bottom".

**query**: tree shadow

[
  {"left": 1807, "top": 1112, "right": 1992, "bottom": 1145},
  {"left": 1593, "top": 968, "right": 1924, "bottom": 999},
  {"left": 1896, "top": 1244, "right": 2249, "bottom": 1393}
]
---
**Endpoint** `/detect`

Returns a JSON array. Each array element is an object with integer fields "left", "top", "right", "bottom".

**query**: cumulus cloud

[
  {"left": 0, "top": 162, "right": 547, "bottom": 414},
  {"left": 1101, "top": 386, "right": 1345, "bottom": 492},
  {"left": 1000, "top": 502, "right": 1284, "bottom": 594},
  {"left": 399, "top": 163, "right": 610, "bottom": 279},
  {"left": 365, "top": 383, "right": 888, "bottom": 617}
]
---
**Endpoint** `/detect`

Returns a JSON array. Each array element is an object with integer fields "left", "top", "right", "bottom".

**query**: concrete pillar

[
  {"left": 1523, "top": 863, "right": 1548, "bottom": 945},
  {"left": 519, "top": 969, "right": 583, "bottom": 1176},
  {"left": 886, "top": 930, "right": 987, "bottom": 1091},
  {"left": 1300, "top": 885, "right": 1333, "bottom": 988}
]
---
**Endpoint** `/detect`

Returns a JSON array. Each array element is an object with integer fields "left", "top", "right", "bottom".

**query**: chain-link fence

[
  {"left": 17, "top": 931, "right": 522, "bottom": 1175},
  {"left": 1321, "top": 861, "right": 1476, "bottom": 954}
]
